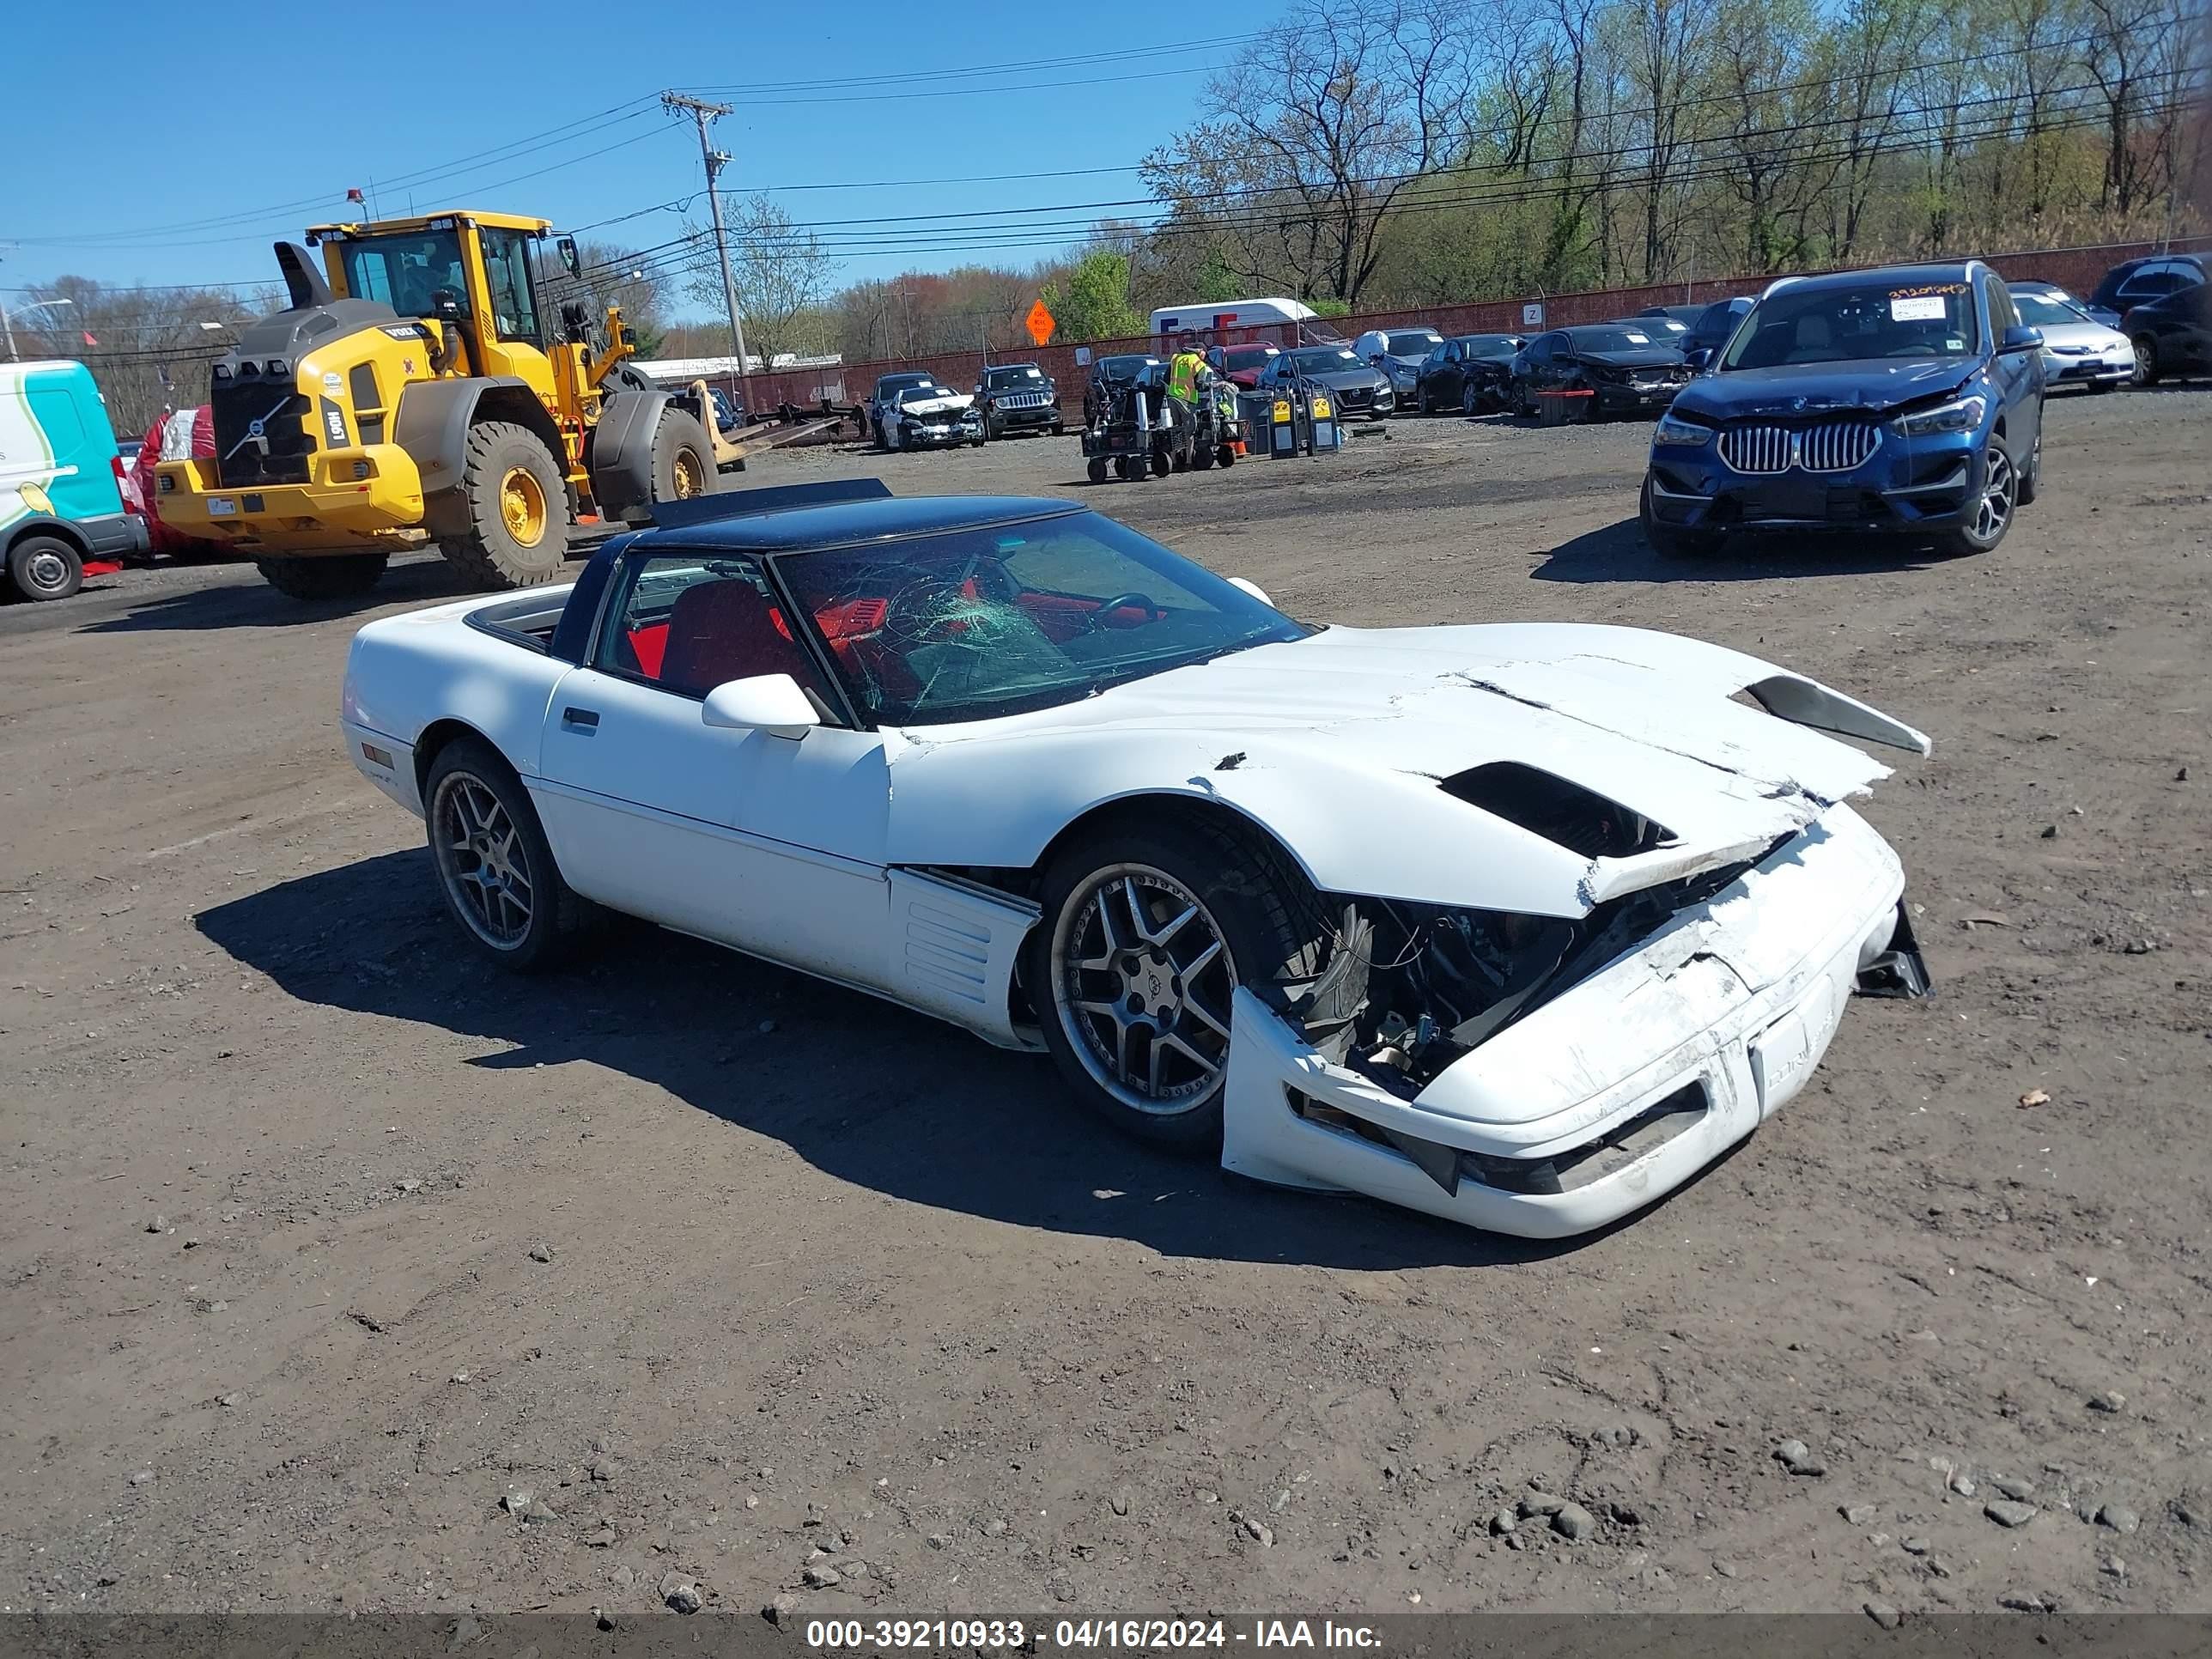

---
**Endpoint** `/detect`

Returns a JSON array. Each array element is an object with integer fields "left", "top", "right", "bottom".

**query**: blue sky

[{"left": 3, "top": 1, "right": 1269, "bottom": 313}]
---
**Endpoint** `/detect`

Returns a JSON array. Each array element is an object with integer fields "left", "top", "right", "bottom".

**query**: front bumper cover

[
  {"left": 1220, "top": 803, "right": 1911, "bottom": 1237},
  {"left": 1645, "top": 423, "right": 1990, "bottom": 534}
]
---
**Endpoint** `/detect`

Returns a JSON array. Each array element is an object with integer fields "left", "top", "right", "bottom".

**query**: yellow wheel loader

[{"left": 154, "top": 211, "right": 726, "bottom": 601}]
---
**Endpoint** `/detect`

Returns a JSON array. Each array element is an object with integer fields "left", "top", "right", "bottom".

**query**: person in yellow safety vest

[
  {"left": 1165, "top": 340, "right": 1208, "bottom": 455},
  {"left": 1166, "top": 341, "right": 1206, "bottom": 407}
]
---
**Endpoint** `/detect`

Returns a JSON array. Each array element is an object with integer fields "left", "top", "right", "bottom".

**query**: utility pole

[{"left": 662, "top": 93, "right": 750, "bottom": 381}]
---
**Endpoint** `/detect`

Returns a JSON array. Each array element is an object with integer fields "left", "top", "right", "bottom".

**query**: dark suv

[
  {"left": 975, "top": 362, "right": 1063, "bottom": 439},
  {"left": 1640, "top": 261, "right": 2046, "bottom": 557},
  {"left": 2083, "top": 253, "right": 2205, "bottom": 326}
]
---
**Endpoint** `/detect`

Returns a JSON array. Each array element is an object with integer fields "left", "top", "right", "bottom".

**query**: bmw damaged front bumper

[
  {"left": 1644, "top": 421, "right": 1989, "bottom": 535},
  {"left": 1219, "top": 804, "right": 1915, "bottom": 1237}
]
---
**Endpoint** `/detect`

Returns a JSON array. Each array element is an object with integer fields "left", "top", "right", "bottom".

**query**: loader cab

[{"left": 309, "top": 211, "right": 554, "bottom": 397}]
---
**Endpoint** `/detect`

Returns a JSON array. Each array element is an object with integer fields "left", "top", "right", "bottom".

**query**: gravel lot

[{"left": 3, "top": 390, "right": 2208, "bottom": 1622}]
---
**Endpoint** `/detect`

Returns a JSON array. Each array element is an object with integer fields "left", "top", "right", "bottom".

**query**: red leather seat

[{"left": 656, "top": 578, "right": 832, "bottom": 703}]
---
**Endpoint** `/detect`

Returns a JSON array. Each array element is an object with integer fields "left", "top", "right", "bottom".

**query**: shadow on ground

[
  {"left": 1533, "top": 516, "right": 1952, "bottom": 583},
  {"left": 194, "top": 849, "right": 1721, "bottom": 1269},
  {"left": 80, "top": 555, "right": 477, "bottom": 633}
]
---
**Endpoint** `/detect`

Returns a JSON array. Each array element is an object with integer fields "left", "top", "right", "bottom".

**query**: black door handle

[{"left": 562, "top": 707, "right": 600, "bottom": 730}]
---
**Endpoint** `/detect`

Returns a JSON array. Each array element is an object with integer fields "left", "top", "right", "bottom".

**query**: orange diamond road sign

[{"left": 1025, "top": 300, "right": 1054, "bottom": 346}]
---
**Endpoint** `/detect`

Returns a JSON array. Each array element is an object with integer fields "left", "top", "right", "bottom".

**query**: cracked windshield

[{"left": 777, "top": 512, "right": 1305, "bottom": 726}]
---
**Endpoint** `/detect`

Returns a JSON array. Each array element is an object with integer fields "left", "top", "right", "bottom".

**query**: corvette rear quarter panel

[{"left": 341, "top": 590, "right": 580, "bottom": 804}]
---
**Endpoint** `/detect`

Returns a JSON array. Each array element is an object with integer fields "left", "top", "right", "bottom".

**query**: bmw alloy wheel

[
  {"left": 1972, "top": 447, "right": 2014, "bottom": 543},
  {"left": 1050, "top": 864, "right": 1238, "bottom": 1115},
  {"left": 431, "top": 771, "right": 535, "bottom": 951}
]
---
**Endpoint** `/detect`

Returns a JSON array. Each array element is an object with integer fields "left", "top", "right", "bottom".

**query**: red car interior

[
  {"left": 618, "top": 563, "right": 1162, "bottom": 714},
  {"left": 652, "top": 580, "right": 834, "bottom": 703}
]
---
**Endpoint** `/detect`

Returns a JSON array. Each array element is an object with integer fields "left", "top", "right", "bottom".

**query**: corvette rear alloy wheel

[
  {"left": 1035, "top": 820, "right": 1353, "bottom": 1147},
  {"left": 424, "top": 738, "right": 580, "bottom": 970}
]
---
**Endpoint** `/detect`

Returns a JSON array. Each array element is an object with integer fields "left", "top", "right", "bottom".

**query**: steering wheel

[{"left": 1090, "top": 591, "right": 1164, "bottom": 629}]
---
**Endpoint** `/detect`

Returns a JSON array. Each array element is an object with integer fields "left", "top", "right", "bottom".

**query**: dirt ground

[{"left": 3, "top": 390, "right": 2209, "bottom": 1626}]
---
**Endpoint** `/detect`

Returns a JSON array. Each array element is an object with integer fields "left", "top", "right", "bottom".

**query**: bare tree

[
  {"left": 686, "top": 194, "right": 837, "bottom": 366},
  {"left": 1615, "top": 0, "right": 1721, "bottom": 282},
  {"left": 1143, "top": 0, "right": 1474, "bottom": 305},
  {"left": 14, "top": 276, "right": 279, "bottom": 435}
]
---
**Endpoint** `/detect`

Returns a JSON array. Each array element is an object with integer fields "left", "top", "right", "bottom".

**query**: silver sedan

[{"left": 2008, "top": 281, "right": 2135, "bottom": 392}]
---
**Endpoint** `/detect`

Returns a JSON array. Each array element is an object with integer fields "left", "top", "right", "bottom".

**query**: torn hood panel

[
  {"left": 896, "top": 392, "right": 976, "bottom": 417},
  {"left": 884, "top": 622, "right": 1929, "bottom": 918}
]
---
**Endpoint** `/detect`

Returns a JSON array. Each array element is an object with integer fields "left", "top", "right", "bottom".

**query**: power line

[
  {"left": 585, "top": 88, "right": 2198, "bottom": 276},
  {"left": 12, "top": 99, "right": 664, "bottom": 248},
  {"left": 592, "top": 72, "right": 2181, "bottom": 261}
]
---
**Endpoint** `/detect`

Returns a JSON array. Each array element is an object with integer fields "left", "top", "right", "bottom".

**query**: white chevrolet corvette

[{"left": 341, "top": 482, "right": 1931, "bottom": 1238}]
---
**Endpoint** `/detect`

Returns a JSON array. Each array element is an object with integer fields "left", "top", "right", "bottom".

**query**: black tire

[
  {"left": 1461, "top": 382, "right": 1480, "bottom": 417},
  {"left": 1151, "top": 451, "right": 1172, "bottom": 478},
  {"left": 870, "top": 417, "right": 886, "bottom": 449},
  {"left": 649, "top": 409, "right": 716, "bottom": 505},
  {"left": 422, "top": 736, "right": 581, "bottom": 973},
  {"left": 255, "top": 552, "right": 389, "bottom": 600},
  {"left": 442, "top": 421, "right": 572, "bottom": 590},
  {"left": 1086, "top": 457, "right": 1109, "bottom": 484},
  {"left": 1639, "top": 474, "right": 1721, "bottom": 558},
  {"left": 1052, "top": 420, "right": 1066, "bottom": 436},
  {"left": 1217, "top": 444, "right": 1237, "bottom": 468},
  {"left": 1418, "top": 383, "right": 1435, "bottom": 416},
  {"left": 6, "top": 534, "right": 83, "bottom": 602},
  {"left": 2130, "top": 335, "right": 2160, "bottom": 386},
  {"left": 1029, "top": 814, "right": 1364, "bottom": 1149},
  {"left": 1192, "top": 445, "right": 1216, "bottom": 470},
  {"left": 1931, "top": 442, "right": 2017, "bottom": 556}
]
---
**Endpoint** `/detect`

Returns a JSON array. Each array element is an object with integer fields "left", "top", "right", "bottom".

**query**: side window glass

[
  {"left": 1985, "top": 276, "right": 2021, "bottom": 334},
  {"left": 480, "top": 230, "right": 542, "bottom": 343},
  {"left": 597, "top": 553, "right": 831, "bottom": 706}
]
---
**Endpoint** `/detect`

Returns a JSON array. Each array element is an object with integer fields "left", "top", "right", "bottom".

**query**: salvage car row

[{"left": 850, "top": 252, "right": 2200, "bottom": 470}]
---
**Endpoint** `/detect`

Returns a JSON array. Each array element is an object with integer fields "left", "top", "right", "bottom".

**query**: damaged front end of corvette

[{"left": 1221, "top": 763, "right": 1931, "bottom": 1236}]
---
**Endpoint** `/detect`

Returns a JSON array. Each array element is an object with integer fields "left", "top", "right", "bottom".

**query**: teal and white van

[{"left": 1, "top": 360, "right": 147, "bottom": 601}]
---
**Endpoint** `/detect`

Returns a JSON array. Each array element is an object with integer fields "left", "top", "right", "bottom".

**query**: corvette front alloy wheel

[{"left": 1031, "top": 818, "right": 1355, "bottom": 1148}]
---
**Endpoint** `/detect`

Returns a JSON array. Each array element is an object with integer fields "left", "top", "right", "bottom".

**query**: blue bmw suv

[{"left": 1640, "top": 261, "right": 2046, "bottom": 557}]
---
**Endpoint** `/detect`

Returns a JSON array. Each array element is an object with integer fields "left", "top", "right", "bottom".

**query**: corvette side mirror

[
  {"left": 1226, "top": 576, "right": 1274, "bottom": 607},
  {"left": 702, "top": 673, "right": 819, "bottom": 739}
]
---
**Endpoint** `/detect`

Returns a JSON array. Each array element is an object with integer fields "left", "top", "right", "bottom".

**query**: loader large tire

[
  {"left": 441, "top": 421, "right": 571, "bottom": 591},
  {"left": 255, "top": 553, "right": 388, "bottom": 601},
  {"left": 650, "top": 409, "right": 717, "bottom": 506}
]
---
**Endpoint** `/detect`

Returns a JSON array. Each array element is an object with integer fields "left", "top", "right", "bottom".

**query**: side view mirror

[
  {"left": 1226, "top": 576, "right": 1274, "bottom": 607},
  {"left": 1999, "top": 324, "right": 2045, "bottom": 353},
  {"left": 702, "top": 673, "right": 819, "bottom": 739},
  {"left": 1683, "top": 345, "right": 1711, "bottom": 370},
  {"left": 556, "top": 235, "right": 581, "bottom": 278}
]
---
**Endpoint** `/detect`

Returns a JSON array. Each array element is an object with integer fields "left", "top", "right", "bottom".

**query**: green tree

[{"left": 1041, "top": 251, "right": 1145, "bottom": 342}]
